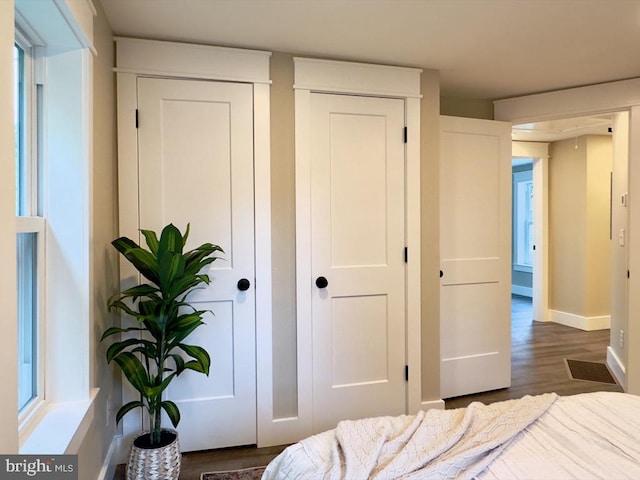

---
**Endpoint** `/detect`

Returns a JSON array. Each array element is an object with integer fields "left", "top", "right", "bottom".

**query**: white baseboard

[
  {"left": 420, "top": 399, "right": 445, "bottom": 411},
  {"left": 549, "top": 310, "right": 610, "bottom": 331},
  {"left": 97, "top": 434, "right": 121, "bottom": 480},
  {"left": 511, "top": 285, "right": 533, "bottom": 297},
  {"left": 607, "top": 346, "right": 626, "bottom": 389}
]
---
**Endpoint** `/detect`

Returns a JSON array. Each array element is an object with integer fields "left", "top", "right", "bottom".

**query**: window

[
  {"left": 14, "top": 35, "right": 45, "bottom": 416},
  {"left": 13, "top": 0, "right": 96, "bottom": 454},
  {"left": 513, "top": 167, "right": 533, "bottom": 271}
]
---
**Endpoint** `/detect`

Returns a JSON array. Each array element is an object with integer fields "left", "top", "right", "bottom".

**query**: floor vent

[{"left": 565, "top": 359, "right": 617, "bottom": 385}]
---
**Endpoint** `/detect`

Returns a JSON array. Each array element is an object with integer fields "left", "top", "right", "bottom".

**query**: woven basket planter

[{"left": 126, "top": 429, "right": 181, "bottom": 480}]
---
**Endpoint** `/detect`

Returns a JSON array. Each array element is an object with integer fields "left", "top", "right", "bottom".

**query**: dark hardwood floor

[{"left": 114, "top": 294, "right": 622, "bottom": 479}]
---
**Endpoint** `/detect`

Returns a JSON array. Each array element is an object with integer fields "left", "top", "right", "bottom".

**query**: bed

[{"left": 263, "top": 391, "right": 640, "bottom": 479}]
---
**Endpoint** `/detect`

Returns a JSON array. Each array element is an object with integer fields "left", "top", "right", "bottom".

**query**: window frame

[
  {"left": 14, "top": 29, "right": 46, "bottom": 425},
  {"left": 513, "top": 167, "right": 534, "bottom": 273},
  {"left": 14, "top": 1, "right": 95, "bottom": 453}
]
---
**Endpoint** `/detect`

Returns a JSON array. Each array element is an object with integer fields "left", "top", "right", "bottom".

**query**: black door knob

[
  {"left": 237, "top": 278, "right": 251, "bottom": 291},
  {"left": 315, "top": 276, "right": 328, "bottom": 289},
  {"left": 440, "top": 270, "right": 444, "bottom": 278}
]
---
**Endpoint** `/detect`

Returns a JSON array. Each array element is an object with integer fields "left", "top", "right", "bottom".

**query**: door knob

[
  {"left": 237, "top": 278, "right": 251, "bottom": 291},
  {"left": 440, "top": 270, "right": 444, "bottom": 278},
  {"left": 315, "top": 276, "right": 328, "bottom": 289}
]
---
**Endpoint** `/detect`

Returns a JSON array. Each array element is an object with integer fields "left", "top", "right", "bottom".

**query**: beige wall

[
  {"left": 0, "top": 0, "right": 19, "bottom": 454},
  {"left": 549, "top": 135, "right": 612, "bottom": 318},
  {"left": 270, "top": 53, "right": 298, "bottom": 418},
  {"left": 585, "top": 136, "right": 613, "bottom": 316},
  {"left": 420, "top": 71, "right": 442, "bottom": 401},
  {"left": 610, "top": 112, "right": 629, "bottom": 369},
  {"left": 441, "top": 96, "right": 494, "bottom": 120},
  {"left": 77, "top": 1, "right": 120, "bottom": 478}
]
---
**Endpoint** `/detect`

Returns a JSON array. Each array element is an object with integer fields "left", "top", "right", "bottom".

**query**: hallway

[{"left": 445, "top": 295, "right": 623, "bottom": 409}]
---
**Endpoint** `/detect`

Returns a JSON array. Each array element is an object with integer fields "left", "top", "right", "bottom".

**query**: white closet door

[
  {"left": 440, "top": 115, "right": 512, "bottom": 399},
  {"left": 310, "top": 93, "right": 407, "bottom": 433},
  {"left": 137, "top": 77, "right": 256, "bottom": 451}
]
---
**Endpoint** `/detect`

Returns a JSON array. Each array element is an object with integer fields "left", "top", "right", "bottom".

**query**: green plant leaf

[
  {"left": 166, "top": 312, "right": 206, "bottom": 346},
  {"left": 141, "top": 229, "right": 159, "bottom": 256},
  {"left": 161, "top": 400, "right": 181, "bottom": 428},
  {"left": 111, "top": 236, "right": 140, "bottom": 256},
  {"left": 105, "top": 337, "right": 148, "bottom": 363},
  {"left": 113, "top": 352, "right": 151, "bottom": 395},
  {"left": 179, "top": 344, "right": 211, "bottom": 375},
  {"left": 120, "top": 284, "right": 160, "bottom": 301},
  {"left": 169, "top": 354, "right": 186, "bottom": 374},
  {"left": 116, "top": 401, "right": 145, "bottom": 424},
  {"left": 100, "top": 326, "right": 146, "bottom": 341},
  {"left": 159, "top": 224, "right": 184, "bottom": 256},
  {"left": 182, "top": 223, "right": 190, "bottom": 247},
  {"left": 159, "top": 252, "right": 186, "bottom": 295},
  {"left": 122, "top": 247, "right": 161, "bottom": 285}
]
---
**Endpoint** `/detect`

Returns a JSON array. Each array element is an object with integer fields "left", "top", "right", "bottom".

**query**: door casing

[
  {"left": 114, "top": 38, "right": 276, "bottom": 456},
  {"left": 293, "top": 57, "right": 424, "bottom": 440}
]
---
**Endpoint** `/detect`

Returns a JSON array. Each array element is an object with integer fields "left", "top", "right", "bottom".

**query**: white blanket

[
  {"left": 479, "top": 391, "right": 640, "bottom": 479},
  {"left": 263, "top": 393, "right": 557, "bottom": 480}
]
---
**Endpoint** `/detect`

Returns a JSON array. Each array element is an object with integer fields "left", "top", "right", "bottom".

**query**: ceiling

[
  {"left": 100, "top": 0, "right": 640, "bottom": 100},
  {"left": 512, "top": 114, "right": 613, "bottom": 142}
]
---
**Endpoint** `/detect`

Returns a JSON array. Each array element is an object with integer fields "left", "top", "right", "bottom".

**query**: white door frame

[
  {"left": 293, "top": 58, "right": 423, "bottom": 440},
  {"left": 512, "top": 141, "right": 550, "bottom": 323},
  {"left": 113, "top": 38, "right": 276, "bottom": 454},
  {"left": 495, "top": 78, "right": 640, "bottom": 393}
]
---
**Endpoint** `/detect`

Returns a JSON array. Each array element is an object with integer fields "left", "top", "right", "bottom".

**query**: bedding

[{"left": 263, "top": 391, "right": 640, "bottom": 479}]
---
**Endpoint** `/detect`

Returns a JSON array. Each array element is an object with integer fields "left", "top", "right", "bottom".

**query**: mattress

[{"left": 263, "top": 391, "right": 640, "bottom": 479}]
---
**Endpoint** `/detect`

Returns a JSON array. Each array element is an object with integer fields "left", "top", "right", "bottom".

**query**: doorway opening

[{"left": 510, "top": 111, "right": 628, "bottom": 390}]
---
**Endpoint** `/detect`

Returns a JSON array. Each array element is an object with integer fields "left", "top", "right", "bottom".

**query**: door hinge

[
  {"left": 135, "top": 109, "right": 139, "bottom": 128},
  {"left": 403, "top": 126, "right": 408, "bottom": 143},
  {"left": 404, "top": 247, "right": 408, "bottom": 263},
  {"left": 405, "top": 365, "right": 409, "bottom": 381},
  {"left": 628, "top": 270, "right": 630, "bottom": 279}
]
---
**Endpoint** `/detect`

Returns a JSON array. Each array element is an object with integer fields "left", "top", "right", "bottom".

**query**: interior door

[
  {"left": 439, "top": 115, "right": 512, "bottom": 399},
  {"left": 136, "top": 77, "right": 256, "bottom": 451},
  {"left": 310, "top": 93, "right": 407, "bottom": 433}
]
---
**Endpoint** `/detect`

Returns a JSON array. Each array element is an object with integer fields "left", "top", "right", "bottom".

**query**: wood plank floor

[
  {"left": 445, "top": 295, "right": 622, "bottom": 409},
  {"left": 114, "top": 295, "right": 622, "bottom": 479}
]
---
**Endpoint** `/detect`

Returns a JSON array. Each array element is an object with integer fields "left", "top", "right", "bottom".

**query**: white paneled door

[
  {"left": 310, "top": 93, "right": 407, "bottom": 433},
  {"left": 439, "top": 115, "right": 512, "bottom": 399},
  {"left": 137, "top": 77, "right": 256, "bottom": 451}
]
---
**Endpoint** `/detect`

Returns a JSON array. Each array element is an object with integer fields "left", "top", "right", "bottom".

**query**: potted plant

[{"left": 101, "top": 223, "right": 223, "bottom": 480}]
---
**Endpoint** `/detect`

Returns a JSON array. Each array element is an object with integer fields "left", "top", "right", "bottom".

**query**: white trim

[
  {"left": 549, "top": 310, "right": 611, "bottom": 331},
  {"left": 20, "top": 388, "right": 98, "bottom": 454},
  {"left": 494, "top": 78, "right": 640, "bottom": 124},
  {"left": 512, "top": 285, "right": 533, "bottom": 297},
  {"left": 405, "top": 97, "right": 422, "bottom": 415},
  {"left": 607, "top": 346, "right": 626, "bottom": 390},
  {"left": 96, "top": 433, "right": 119, "bottom": 480},
  {"left": 115, "top": 39, "right": 274, "bottom": 450},
  {"left": 292, "top": 87, "right": 314, "bottom": 442},
  {"left": 114, "top": 37, "right": 271, "bottom": 84},
  {"left": 293, "top": 57, "right": 422, "bottom": 98},
  {"left": 420, "top": 399, "right": 445, "bottom": 411},
  {"left": 53, "top": 0, "right": 96, "bottom": 54},
  {"left": 294, "top": 58, "right": 422, "bottom": 441},
  {"left": 627, "top": 105, "right": 640, "bottom": 394},
  {"left": 496, "top": 82, "right": 640, "bottom": 392}
]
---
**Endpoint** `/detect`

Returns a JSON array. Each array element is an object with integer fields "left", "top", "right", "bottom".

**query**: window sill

[{"left": 20, "top": 388, "right": 99, "bottom": 455}]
